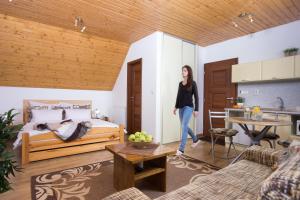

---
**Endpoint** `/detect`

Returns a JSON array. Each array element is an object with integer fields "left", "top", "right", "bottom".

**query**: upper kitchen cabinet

[
  {"left": 232, "top": 61, "right": 261, "bottom": 83},
  {"left": 261, "top": 56, "right": 294, "bottom": 80},
  {"left": 295, "top": 55, "right": 300, "bottom": 78}
]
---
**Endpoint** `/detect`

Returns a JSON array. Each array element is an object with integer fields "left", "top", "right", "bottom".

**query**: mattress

[{"left": 13, "top": 119, "right": 119, "bottom": 148}]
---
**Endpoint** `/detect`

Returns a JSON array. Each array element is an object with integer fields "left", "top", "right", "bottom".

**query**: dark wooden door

[
  {"left": 203, "top": 58, "right": 238, "bottom": 144},
  {"left": 127, "top": 58, "right": 142, "bottom": 134}
]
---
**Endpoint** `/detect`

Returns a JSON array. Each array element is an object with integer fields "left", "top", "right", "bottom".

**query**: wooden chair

[{"left": 208, "top": 110, "right": 238, "bottom": 161}]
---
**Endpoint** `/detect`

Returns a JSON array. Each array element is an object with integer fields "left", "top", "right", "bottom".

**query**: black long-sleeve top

[{"left": 175, "top": 81, "right": 199, "bottom": 111}]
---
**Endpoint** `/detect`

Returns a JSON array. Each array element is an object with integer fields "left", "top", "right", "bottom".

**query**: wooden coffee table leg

[
  {"left": 146, "top": 156, "right": 167, "bottom": 192},
  {"left": 113, "top": 154, "right": 135, "bottom": 191}
]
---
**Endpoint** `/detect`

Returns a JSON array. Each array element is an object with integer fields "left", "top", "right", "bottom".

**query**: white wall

[
  {"left": 112, "top": 32, "right": 163, "bottom": 142},
  {"left": 197, "top": 20, "right": 300, "bottom": 133},
  {"left": 0, "top": 86, "right": 113, "bottom": 123}
]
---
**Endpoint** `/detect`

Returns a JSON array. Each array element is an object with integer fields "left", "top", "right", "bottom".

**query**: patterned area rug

[{"left": 31, "top": 155, "right": 220, "bottom": 200}]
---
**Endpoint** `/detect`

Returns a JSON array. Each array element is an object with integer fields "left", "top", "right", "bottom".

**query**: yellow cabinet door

[
  {"left": 232, "top": 61, "right": 261, "bottom": 83},
  {"left": 261, "top": 56, "right": 294, "bottom": 80},
  {"left": 295, "top": 55, "right": 300, "bottom": 78}
]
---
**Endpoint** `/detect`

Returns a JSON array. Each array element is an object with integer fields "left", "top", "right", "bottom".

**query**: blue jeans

[{"left": 179, "top": 106, "right": 198, "bottom": 152}]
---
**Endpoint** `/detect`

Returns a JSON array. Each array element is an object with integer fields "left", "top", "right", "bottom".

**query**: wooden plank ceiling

[{"left": 0, "top": 0, "right": 299, "bottom": 46}]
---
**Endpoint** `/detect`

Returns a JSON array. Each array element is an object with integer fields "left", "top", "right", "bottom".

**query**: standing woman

[{"left": 173, "top": 65, "right": 200, "bottom": 156}]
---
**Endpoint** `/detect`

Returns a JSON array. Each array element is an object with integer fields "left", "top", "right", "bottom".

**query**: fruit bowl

[
  {"left": 128, "top": 141, "right": 159, "bottom": 149},
  {"left": 128, "top": 131, "right": 158, "bottom": 149}
]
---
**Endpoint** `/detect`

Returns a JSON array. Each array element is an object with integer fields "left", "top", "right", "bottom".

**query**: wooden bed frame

[{"left": 21, "top": 100, "right": 124, "bottom": 166}]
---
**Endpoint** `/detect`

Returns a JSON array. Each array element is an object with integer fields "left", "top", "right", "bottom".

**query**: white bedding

[{"left": 13, "top": 119, "right": 119, "bottom": 148}]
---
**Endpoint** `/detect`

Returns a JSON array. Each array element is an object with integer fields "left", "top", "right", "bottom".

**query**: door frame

[
  {"left": 202, "top": 58, "right": 238, "bottom": 144},
  {"left": 127, "top": 58, "right": 142, "bottom": 134}
]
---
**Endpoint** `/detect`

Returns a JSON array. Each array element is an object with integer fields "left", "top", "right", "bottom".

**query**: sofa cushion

[
  {"left": 102, "top": 187, "right": 151, "bottom": 200},
  {"left": 258, "top": 154, "right": 300, "bottom": 200},
  {"left": 192, "top": 160, "right": 272, "bottom": 196},
  {"left": 289, "top": 140, "right": 300, "bottom": 156},
  {"left": 241, "top": 145, "right": 287, "bottom": 168},
  {"left": 155, "top": 178, "right": 256, "bottom": 200},
  {"left": 155, "top": 160, "right": 271, "bottom": 200}
]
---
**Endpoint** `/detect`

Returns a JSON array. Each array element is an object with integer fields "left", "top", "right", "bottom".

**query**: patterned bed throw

[
  {"left": 35, "top": 120, "right": 92, "bottom": 141},
  {"left": 258, "top": 154, "right": 300, "bottom": 200}
]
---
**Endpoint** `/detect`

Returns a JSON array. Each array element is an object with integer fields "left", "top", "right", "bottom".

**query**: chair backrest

[{"left": 209, "top": 110, "right": 227, "bottom": 129}]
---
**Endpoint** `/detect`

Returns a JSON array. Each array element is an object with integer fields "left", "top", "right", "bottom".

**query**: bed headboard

[{"left": 23, "top": 100, "right": 92, "bottom": 123}]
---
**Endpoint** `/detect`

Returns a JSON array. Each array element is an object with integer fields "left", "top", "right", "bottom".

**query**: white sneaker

[
  {"left": 191, "top": 139, "right": 201, "bottom": 148},
  {"left": 176, "top": 150, "right": 183, "bottom": 156}
]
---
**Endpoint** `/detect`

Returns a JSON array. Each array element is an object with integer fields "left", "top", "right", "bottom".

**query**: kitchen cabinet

[
  {"left": 232, "top": 55, "right": 300, "bottom": 83},
  {"left": 232, "top": 61, "right": 261, "bottom": 83},
  {"left": 261, "top": 56, "right": 294, "bottom": 80},
  {"left": 295, "top": 55, "right": 300, "bottom": 78}
]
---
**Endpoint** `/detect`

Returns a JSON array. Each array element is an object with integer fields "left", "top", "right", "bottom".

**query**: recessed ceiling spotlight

[
  {"left": 232, "top": 21, "right": 238, "bottom": 27},
  {"left": 81, "top": 26, "right": 86, "bottom": 32},
  {"left": 238, "top": 12, "right": 254, "bottom": 20},
  {"left": 232, "top": 12, "right": 254, "bottom": 27},
  {"left": 248, "top": 14, "right": 254, "bottom": 23},
  {"left": 74, "top": 16, "right": 86, "bottom": 33},
  {"left": 9, "top": 0, "right": 13, "bottom": 2}
]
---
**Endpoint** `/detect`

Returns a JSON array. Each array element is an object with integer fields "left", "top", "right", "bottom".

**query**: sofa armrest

[
  {"left": 232, "top": 145, "right": 288, "bottom": 168},
  {"left": 102, "top": 187, "right": 151, "bottom": 200}
]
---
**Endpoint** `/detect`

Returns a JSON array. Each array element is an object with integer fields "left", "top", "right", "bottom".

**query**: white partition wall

[
  {"left": 182, "top": 41, "right": 197, "bottom": 134},
  {"left": 161, "top": 34, "right": 197, "bottom": 144},
  {"left": 161, "top": 35, "right": 182, "bottom": 144}
]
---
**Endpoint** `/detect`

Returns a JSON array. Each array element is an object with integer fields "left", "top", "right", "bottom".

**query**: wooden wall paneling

[{"left": 0, "top": 14, "right": 129, "bottom": 90}]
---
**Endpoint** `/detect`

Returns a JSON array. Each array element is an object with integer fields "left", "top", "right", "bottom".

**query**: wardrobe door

[
  {"left": 161, "top": 35, "right": 182, "bottom": 144},
  {"left": 182, "top": 41, "right": 196, "bottom": 135}
]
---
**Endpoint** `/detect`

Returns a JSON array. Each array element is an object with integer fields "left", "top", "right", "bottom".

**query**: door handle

[{"left": 226, "top": 97, "right": 234, "bottom": 100}]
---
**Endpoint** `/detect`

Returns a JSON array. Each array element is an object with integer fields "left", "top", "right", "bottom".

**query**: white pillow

[
  {"left": 29, "top": 101, "right": 51, "bottom": 110},
  {"left": 31, "top": 109, "right": 63, "bottom": 123},
  {"left": 57, "top": 102, "right": 74, "bottom": 110},
  {"left": 65, "top": 109, "right": 91, "bottom": 121}
]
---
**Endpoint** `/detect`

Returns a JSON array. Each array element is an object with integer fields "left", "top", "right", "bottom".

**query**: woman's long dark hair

[{"left": 182, "top": 65, "right": 193, "bottom": 89}]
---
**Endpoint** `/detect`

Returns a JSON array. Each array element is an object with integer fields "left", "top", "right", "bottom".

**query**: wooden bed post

[
  {"left": 119, "top": 124, "right": 125, "bottom": 144},
  {"left": 22, "top": 132, "right": 29, "bottom": 166}
]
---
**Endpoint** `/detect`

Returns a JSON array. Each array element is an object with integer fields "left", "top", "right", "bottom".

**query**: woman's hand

[
  {"left": 193, "top": 111, "right": 199, "bottom": 117},
  {"left": 173, "top": 108, "right": 177, "bottom": 115}
]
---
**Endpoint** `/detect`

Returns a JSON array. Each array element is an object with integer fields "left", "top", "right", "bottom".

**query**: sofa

[{"left": 103, "top": 143, "right": 300, "bottom": 200}]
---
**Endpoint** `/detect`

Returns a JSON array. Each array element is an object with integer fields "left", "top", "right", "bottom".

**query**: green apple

[
  {"left": 145, "top": 135, "right": 153, "bottom": 142},
  {"left": 135, "top": 132, "right": 141, "bottom": 137},
  {"left": 140, "top": 135, "right": 146, "bottom": 142},
  {"left": 128, "top": 134, "right": 135, "bottom": 141}
]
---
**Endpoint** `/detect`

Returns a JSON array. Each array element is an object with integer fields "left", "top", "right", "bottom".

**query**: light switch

[{"left": 239, "top": 90, "right": 248, "bottom": 94}]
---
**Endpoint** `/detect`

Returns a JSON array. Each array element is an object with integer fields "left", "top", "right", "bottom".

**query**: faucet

[{"left": 277, "top": 97, "right": 284, "bottom": 111}]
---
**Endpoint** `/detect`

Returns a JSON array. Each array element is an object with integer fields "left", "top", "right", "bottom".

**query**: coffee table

[{"left": 105, "top": 143, "right": 175, "bottom": 192}]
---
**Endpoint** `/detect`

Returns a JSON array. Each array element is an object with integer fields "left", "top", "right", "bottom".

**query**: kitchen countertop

[{"left": 225, "top": 107, "right": 300, "bottom": 115}]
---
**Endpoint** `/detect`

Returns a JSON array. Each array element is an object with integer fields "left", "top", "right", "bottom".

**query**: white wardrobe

[{"left": 161, "top": 34, "right": 197, "bottom": 144}]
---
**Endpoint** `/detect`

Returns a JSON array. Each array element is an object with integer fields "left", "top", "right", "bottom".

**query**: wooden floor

[{"left": 0, "top": 140, "right": 239, "bottom": 200}]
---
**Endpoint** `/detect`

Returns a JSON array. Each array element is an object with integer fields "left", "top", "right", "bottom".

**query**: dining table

[{"left": 226, "top": 117, "right": 292, "bottom": 146}]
